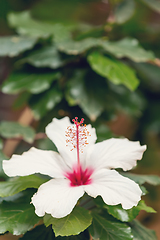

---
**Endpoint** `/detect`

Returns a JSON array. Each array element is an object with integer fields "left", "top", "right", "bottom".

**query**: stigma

[{"left": 65, "top": 117, "right": 90, "bottom": 153}]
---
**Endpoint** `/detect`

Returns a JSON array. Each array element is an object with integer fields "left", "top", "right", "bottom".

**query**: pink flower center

[
  {"left": 65, "top": 117, "right": 93, "bottom": 186},
  {"left": 65, "top": 167, "right": 93, "bottom": 186}
]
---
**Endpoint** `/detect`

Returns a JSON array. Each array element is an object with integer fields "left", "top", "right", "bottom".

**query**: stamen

[
  {"left": 65, "top": 117, "right": 90, "bottom": 153},
  {"left": 65, "top": 117, "right": 91, "bottom": 184}
]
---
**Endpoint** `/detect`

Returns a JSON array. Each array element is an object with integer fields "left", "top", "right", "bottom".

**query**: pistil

[
  {"left": 72, "top": 117, "right": 84, "bottom": 184},
  {"left": 65, "top": 117, "right": 91, "bottom": 186}
]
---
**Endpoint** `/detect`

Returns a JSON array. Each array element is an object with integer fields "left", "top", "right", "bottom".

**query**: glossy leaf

[
  {"left": 89, "top": 213, "right": 133, "bottom": 240},
  {"left": 114, "top": 0, "right": 135, "bottom": 24},
  {"left": 30, "top": 84, "right": 63, "bottom": 119},
  {"left": 141, "top": 0, "right": 160, "bottom": 13},
  {"left": 0, "top": 121, "right": 35, "bottom": 143},
  {"left": 129, "top": 220, "right": 157, "bottom": 240},
  {"left": 44, "top": 207, "right": 92, "bottom": 237},
  {"left": 2, "top": 188, "right": 36, "bottom": 203},
  {"left": 95, "top": 197, "right": 155, "bottom": 222},
  {"left": 140, "top": 186, "right": 148, "bottom": 196},
  {"left": 8, "top": 11, "right": 52, "bottom": 38},
  {"left": 88, "top": 51, "right": 139, "bottom": 91},
  {"left": 1, "top": 72, "right": 60, "bottom": 94},
  {"left": 104, "top": 200, "right": 155, "bottom": 222},
  {"left": 0, "top": 191, "right": 40, "bottom": 235},
  {"left": 0, "top": 192, "right": 24, "bottom": 204},
  {"left": 58, "top": 38, "right": 101, "bottom": 55},
  {"left": 0, "top": 175, "right": 47, "bottom": 198},
  {"left": 8, "top": 11, "right": 71, "bottom": 41},
  {"left": 0, "top": 36, "right": 37, "bottom": 57},
  {"left": 58, "top": 37, "right": 154, "bottom": 63},
  {"left": 21, "top": 46, "right": 66, "bottom": 69},
  {"left": 122, "top": 173, "right": 160, "bottom": 186},
  {"left": 0, "top": 200, "right": 40, "bottom": 235},
  {"left": 101, "top": 38, "right": 155, "bottom": 62},
  {"left": 66, "top": 70, "right": 106, "bottom": 121}
]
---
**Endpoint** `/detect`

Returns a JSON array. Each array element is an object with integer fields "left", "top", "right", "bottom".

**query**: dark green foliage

[
  {"left": 89, "top": 213, "right": 133, "bottom": 240},
  {"left": 44, "top": 207, "right": 92, "bottom": 237},
  {"left": 129, "top": 220, "right": 157, "bottom": 240},
  {"left": 0, "top": 190, "right": 40, "bottom": 235},
  {"left": 0, "top": 0, "right": 159, "bottom": 239}
]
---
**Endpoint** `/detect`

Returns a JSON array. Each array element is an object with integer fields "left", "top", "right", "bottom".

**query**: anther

[{"left": 65, "top": 117, "right": 90, "bottom": 152}]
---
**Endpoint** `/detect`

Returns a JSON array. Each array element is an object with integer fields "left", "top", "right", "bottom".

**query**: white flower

[{"left": 3, "top": 117, "right": 146, "bottom": 218}]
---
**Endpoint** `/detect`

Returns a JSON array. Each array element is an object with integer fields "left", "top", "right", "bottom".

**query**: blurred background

[{"left": 0, "top": 0, "right": 160, "bottom": 239}]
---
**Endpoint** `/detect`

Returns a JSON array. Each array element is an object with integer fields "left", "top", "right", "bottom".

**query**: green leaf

[
  {"left": 0, "top": 188, "right": 37, "bottom": 205},
  {"left": 0, "top": 151, "right": 6, "bottom": 161},
  {"left": 0, "top": 36, "right": 37, "bottom": 57},
  {"left": 107, "top": 83, "right": 146, "bottom": 117},
  {"left": 96, "top": 124, "right": 114, "bottom": 142},
  {"left": 8, "top": 11, "right": 51, "bottom": 38},
  {"left": 140, "top": 186, "right": 148, "bottom": 195},
  {"left": 44, "top": 206, "right": 92, "bottom": 237},
  {"left": 58, "top": 38, "right": 101, "bottom": 55},
  {"left": 0, "top": 200, "right": 40, "bottom": 235},
  {"left": 89, "top": 213, "right": 133, "bottom": 240},
  {"left": 88, "top": 51, "right": 139, "bottom": 91},
  {"left": 66, "top": 70, "right": 106, "bottom": 121},
  {"left": 8, "top": 11, "right": 71, "bottom": 42},
  {"left": 0, "top": 175, "right": 47, "bottom": 198},
  {"left": 0, "top": 121, "right": 35, "bottom": 143},
  {"left": 58, "top": 37, "right": 155, "bottom": 63},
  {"left": 51, "top": 24, "right": 72, "bottom": 43},
  {"left": 129, "top": 220, "right": 157, "bottom": 240},
  {"left": 137, "top": 201, "right": 156, "bottom": 213},
  {"left": 114, "top": 0, "right": 135, "bottom": 24},
  {"left": 1, "top": 71, "right": 60, "bottom": 94},
  {"left": 30, "top": 83, "right": 63, "bottom": 119},
  {"left": 122, "top": 173, "right": 160, "bottom": 185},
  {"left": 20, "top": 224, "right": 89, "bottom": 240},
  {"left": 134, "top": 63, "right": 160, "bottom": 92},
  {"left": 0, "top": 151, "right": 8, "bottom": 179},
  {"left": 0, "top": 190, "right": 39, "bottom": 235},
  {"left": 0, "top": 192, "right": 24, "bottom": 204},
  {"left": 141, "top": 0, "right": 160, "bottom": 13},
  {"left": 101, "top": 38, "right": 155, "bottom": 62},
  {"left": 21, "top": 46, "right": 67, "bottom": 69},
  {"left": 37, "top": 138, "right": 57, "bottom": 152},
  {"left": 13, "top": 92, "right": 31, "bottom": 109},
  {"left": 104, "top": 200, "right": 155, "bottom": 222}
]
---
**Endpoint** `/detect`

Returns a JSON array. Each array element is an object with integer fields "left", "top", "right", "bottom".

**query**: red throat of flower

[{"left": 65, "top": 117, "right": 92, "bottom": 186}]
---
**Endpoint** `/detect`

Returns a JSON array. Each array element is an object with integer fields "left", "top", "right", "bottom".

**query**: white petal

[
  {"left": 84, "top": 169, "right": 142, "bottom": 209},
  {"left": 86, "top": 138, "right": 146, "bottom": 171},
  {"left": 3, "top": 147, "right": 67, "bottom": 178},
  {"left": 31, "top": 178, "right": 84, "bottom": 218},
  {"left": 45, "top": 117, "right": 97, "bottom": 168}
]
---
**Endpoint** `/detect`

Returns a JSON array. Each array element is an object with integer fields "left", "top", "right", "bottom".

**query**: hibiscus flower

[{"left": 3, "top": 117, "right": 146, "bottom": 218}]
